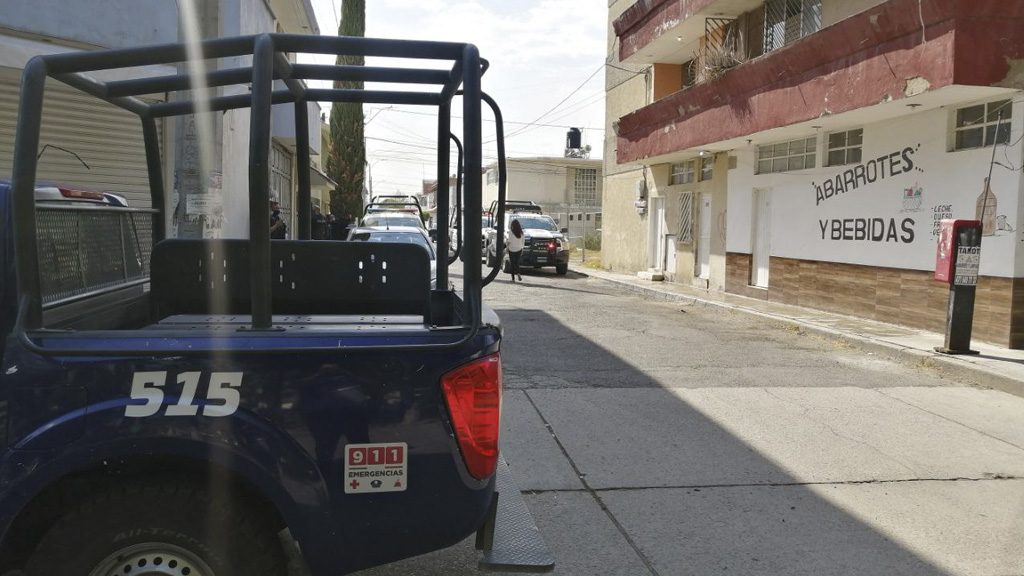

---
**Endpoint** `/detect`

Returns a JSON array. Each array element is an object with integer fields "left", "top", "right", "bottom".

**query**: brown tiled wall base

[
  {"left": 724, "top": 253, "right": 768, "bottom": 300},
  {"left": 725, "top": 253, "right": 1024, "bottom": 349}
]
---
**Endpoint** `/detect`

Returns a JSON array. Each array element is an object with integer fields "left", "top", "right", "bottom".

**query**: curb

[{"left": 573, "top": 266, "right": 1024, "bottom": 398}]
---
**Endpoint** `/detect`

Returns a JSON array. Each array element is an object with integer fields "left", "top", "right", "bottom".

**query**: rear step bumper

[{"left": 476, "top": 455, "right": 555, "bottom": 573}]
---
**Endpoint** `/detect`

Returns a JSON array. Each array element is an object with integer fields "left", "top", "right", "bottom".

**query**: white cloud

[{"left": 310, "top": 0, "right": 607, "bottom": 198}]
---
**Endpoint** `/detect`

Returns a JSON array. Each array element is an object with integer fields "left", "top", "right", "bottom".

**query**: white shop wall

[{"left": 727, "top": 102, "right": 1024, "bottom": 278}]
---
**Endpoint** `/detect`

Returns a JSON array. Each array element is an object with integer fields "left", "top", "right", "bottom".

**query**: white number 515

[{"left": 125, "top": 371, "right": 243, "bottom": 418}]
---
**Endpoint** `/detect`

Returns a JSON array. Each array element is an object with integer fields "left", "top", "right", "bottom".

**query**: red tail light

[
  {"left": 547, "top": 241, "right": 557, "bottom": 251},
  {"left": 441, "top": 354, "right": 502, "bottom": 480}
]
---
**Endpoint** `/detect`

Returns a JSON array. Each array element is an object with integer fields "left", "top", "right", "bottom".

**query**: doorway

[
  {"left": 752, "top": 188, "right": 772, "bottom": 287},
  {"left": 665, "top": 235, "right": 678, "bottom": 275},
  {"left": 697, "top": 193, "right": 711, "bottom": 279},
  {"left": 648, "top": 197, "right": 666, "bottom": 270}
]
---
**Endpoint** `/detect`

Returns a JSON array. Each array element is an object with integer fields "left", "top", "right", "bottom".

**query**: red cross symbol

[{"left": 349, "top": 480, "right": 360, "bottom": 490}]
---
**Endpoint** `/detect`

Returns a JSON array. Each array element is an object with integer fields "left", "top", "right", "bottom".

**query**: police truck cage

[{"left": 9, "top": 33, "right": 507, "bottom": 354}]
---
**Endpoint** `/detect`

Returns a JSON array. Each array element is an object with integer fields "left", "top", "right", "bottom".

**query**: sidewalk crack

[
  {"left": 761, "top": 389, "right": 921, "bottom": 477},
  {"left": 523, "top": 389, "right": 661, "bottom": 576}
]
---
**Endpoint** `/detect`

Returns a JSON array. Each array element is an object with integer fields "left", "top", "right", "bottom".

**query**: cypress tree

[{"left": 326, "top": 0, "right": 366, "bottom": 220}]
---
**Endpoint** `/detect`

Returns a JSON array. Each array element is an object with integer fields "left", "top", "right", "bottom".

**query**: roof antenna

[{"left": 37, "top": 144, "right": 90, "bottom": 170}]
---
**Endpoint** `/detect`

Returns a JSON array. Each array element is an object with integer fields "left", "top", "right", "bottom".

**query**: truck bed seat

[{"left": 151, "top": 239, "right": 431, "bottom": 319}]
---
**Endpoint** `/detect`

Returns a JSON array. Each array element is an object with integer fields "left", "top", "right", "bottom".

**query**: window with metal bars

[
  {"left": 764, "top": 0, "right": 822, "bottom": 53},
  {"left": 677, "top": 191, "right": 694, "bottom": 243},
  {"left": 574, "top": 168, "right": 598, "bottom": 205},
  {"left": 271, "top": 142, "right": 293, "bottom": 224}
]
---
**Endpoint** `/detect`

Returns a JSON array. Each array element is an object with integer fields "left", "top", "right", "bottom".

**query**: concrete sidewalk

[{"left": 572, "top": 264, "right": 1024, "bottom": 398}]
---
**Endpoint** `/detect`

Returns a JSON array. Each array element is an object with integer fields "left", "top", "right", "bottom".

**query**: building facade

[
  {"left": 605, "top": 0, "right": 1024, "bottom": 348},
  {"left": 482, "top": 156, "right": 603, "bottom": 237},
  {"left": 0, "top": 0, "right": 322, "bottom": 240}
]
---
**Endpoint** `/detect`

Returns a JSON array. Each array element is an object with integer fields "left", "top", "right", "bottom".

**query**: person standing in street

[
  {"left": 507, "top": 219, "right": 524, "bottom": 283},
  {"left": 311, "top": 203, "right": 327, "bottom": 240},
  {"left": 270, "top": 200, "right": 287, "bottom": 239}
]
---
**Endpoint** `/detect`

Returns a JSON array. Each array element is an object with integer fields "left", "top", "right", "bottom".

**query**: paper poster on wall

[{"left": 186, "top": 194, "right": 224, "bottom": 220}]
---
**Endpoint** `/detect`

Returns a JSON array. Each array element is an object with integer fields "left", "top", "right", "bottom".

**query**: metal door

[
  {"left": 752, "top": 188, "right": 772, "bottom": 287},
  {"left": 0, "top": 67, "right": 160, "bottom": 207},
  {"left": 665, "top": 235, "right": 677, "bottom": 275}
]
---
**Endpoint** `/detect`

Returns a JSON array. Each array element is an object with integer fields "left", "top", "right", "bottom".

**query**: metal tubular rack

[{"left": 10, "top": 33, "right": 506, "bottom": 355}]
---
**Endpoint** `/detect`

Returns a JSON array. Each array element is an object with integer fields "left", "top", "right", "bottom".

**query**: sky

[{"left": 308, "top": 0, "right": 608, "bottom": 198}]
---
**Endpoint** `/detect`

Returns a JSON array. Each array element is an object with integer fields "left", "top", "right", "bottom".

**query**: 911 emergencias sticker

[{"left": 344, "top": 442, "right": 408, "bottom": 494}]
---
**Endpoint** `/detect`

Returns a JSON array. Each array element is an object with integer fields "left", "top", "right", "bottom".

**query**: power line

[
  {"left": 499, "top": 62, "right": 605, "bottom": 141},
  {"left": 367, "top": 106, "right": 605, "bottom": 131},
  {"left": 606, "top": 61, "right": 648, "bottom": 74},
  {"left": 504, "top": 91, "right": 606, "bottom": 141},
  {"left": 366, "top": 136, "right": 584, "bottom": 159}
]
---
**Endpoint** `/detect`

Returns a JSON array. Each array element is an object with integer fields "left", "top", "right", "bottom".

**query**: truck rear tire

[
  {"left": 24, "top": 481, "right": 286, "bottom": 576},
  {"left": 556, "top": 264, "right": 568, "bottom": 275}
]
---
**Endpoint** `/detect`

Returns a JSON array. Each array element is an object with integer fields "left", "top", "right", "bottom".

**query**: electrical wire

[
  {"left": 365, "top": 106, "right": 605, "bottom": 131},
  {"left": 497, "top": 62, "right": 605, "bottom": 142}
]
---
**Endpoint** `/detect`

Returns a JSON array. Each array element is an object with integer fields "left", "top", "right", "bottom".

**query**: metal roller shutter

[{"left": 0, "top": 66, "right": 161, "bottom": 208}]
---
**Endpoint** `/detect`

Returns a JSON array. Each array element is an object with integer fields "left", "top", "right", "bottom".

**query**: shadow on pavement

[
  {"left": 491, "top": 308, "right": 952, "bottom": 576},
  {"left": 354, "top": 273, "right": 964, "bottom": 575}
]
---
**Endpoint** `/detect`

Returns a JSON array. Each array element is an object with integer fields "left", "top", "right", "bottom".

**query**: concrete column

[
  {"left": 171, "top": 0, "right": 225, "bottom": 239},
  {"left": 709, "top": 153, "right": 729, "bottom": 292}
]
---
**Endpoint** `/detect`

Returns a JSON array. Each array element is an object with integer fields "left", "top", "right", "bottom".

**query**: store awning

[{"left": 310, "top": 165, "right": 337, "bottom": 189}]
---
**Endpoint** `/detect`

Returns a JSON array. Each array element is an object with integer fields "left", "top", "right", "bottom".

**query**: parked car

[
  {"left": 347, "top": 226, "right": 439, "bottom": 286},
  {"left": 360, "top": 212, "right": 424, "bottom": 229},
  {"left": 449, "top": 214, "right": 492, "bottom": 262},
  {"left": 486, "top": 213, "right": 570, "bottom": 275}
]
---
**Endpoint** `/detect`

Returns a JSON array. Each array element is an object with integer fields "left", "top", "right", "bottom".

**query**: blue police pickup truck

[{"left": 0, "top": 35, "right": 550, "bottom": 576}]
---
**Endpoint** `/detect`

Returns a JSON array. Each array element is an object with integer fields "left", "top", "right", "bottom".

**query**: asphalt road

[{"left": 354, "top": 265, "right": 1024, "bottom": 576}]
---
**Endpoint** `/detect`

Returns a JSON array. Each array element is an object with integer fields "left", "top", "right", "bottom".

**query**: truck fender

[{"left": 1, "top": 400, "right": 337, "bottom": 564}]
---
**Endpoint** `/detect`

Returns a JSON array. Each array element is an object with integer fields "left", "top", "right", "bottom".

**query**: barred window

[
  {"left": 954, "top": 100, "right": 1012, "bottom": 151},
  {"left": 574, "top": 168, "right": 597, "bottom": 205},
  {"left": 270, "top": 143, "right": 293, "bottom": 221},
  {"left": 670, "top": 161, "right": 695, "bottom": 185},
  {"left": 827, "top": 128, "right": 863, "bottom": 167},
  {"left": 764, "top": 0, "right": 822, "bottom": 53},
  {"left": 677, "top": 191, "right": 693, "bottom": 243},
  {"left": 757, "top": 137, "right": 816, "bottom": 174},
  {"left": 486, "top": 169, "right": 498, "bottom": 184}
]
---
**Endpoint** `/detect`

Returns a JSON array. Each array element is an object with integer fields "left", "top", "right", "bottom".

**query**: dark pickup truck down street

[
  {"left": 0, "top": 34, "right": 551, "bottom": 576},
  {"left": 486, "top": 213, "right": 570, "bottom": 275}
]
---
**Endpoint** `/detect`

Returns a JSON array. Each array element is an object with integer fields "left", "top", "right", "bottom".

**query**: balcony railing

[{"left": 764, "top": 0, "right": 822, "bottom": 53}]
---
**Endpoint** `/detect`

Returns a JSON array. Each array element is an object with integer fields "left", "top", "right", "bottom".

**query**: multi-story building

[
  {"left": 605, "top": 0, "right": 1024, "bottom": 348},
  {"left": 482, "top": 156, "right": 603, "bottom": 236},
  {"left": 0, "top": 0, "right": 322, "bottom": 239}
]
